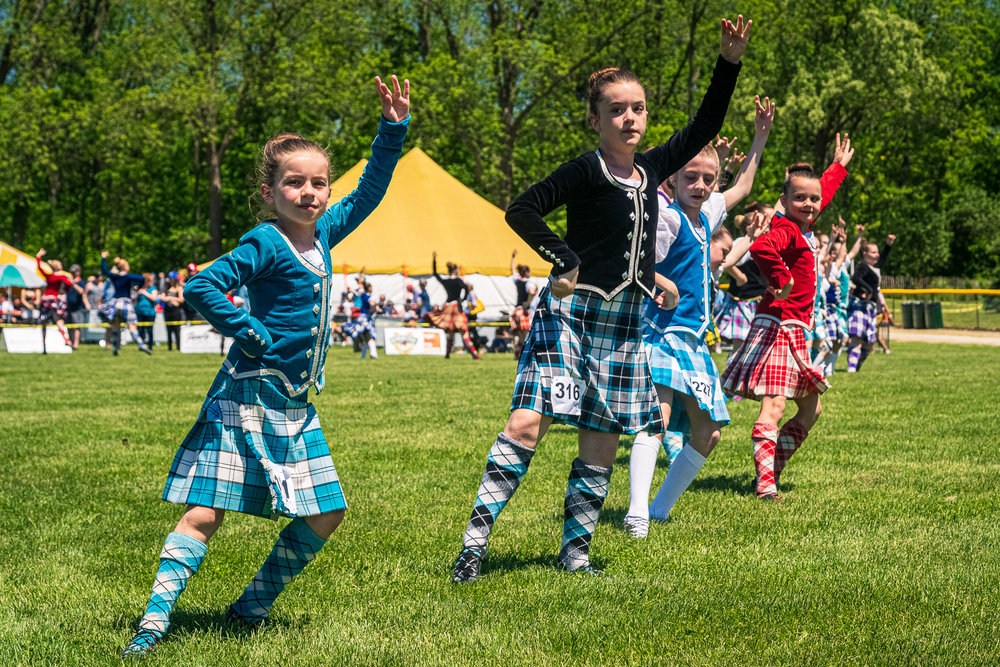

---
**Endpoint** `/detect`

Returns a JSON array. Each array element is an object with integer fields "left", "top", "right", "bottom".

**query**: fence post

[{"left": 976, "top": 293, "right": 980, "bottom": 330}]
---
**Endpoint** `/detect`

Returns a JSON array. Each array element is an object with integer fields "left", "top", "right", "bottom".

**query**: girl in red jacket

[{"left": 721, "top": 137, "right": 853, "bottom": 500}]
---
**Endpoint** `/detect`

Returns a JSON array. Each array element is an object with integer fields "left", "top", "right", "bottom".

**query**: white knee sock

[
  {"left": 367, "top": 339, "right": 379, "bottom": 359},
  {"left": 626, "top": 433, "right": 660, "bottom": 520},
  {"left": 649, "top": 444, "right": 707, "bottom": 521}
]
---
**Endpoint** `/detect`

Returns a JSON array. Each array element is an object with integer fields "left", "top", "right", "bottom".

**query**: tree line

[{"left": 2, "top": 0, "right": 998, "bottom": 282}]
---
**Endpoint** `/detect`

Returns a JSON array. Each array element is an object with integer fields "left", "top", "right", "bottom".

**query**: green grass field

[{"left": 2, "top": 343, "right": 999, "bottom": 666}]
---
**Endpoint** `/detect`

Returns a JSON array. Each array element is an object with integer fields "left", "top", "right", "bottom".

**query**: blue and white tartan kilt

[
  {"left": 99, "top": 297, "right": 138, "bottom": 326},
  {"left": 163, "top": 364, "right": 347, "bottom": 519},
  {"left": 847, "top": 296, "right": 878, "bottom": 343},
  {"left": 343, "top": 315, "right": 376, "bottom": 339},
  {"left": 714, "top": 294, "right": 756, "bottom": 342},
  {"left": 825, "top": 301, "right": 847, "bottom": 341},
  {"left": 511, "top": 285, "right": 663, "bottom": 435},
  {"left": 643, "top": 329, "right": 730, "bottom": 434}
]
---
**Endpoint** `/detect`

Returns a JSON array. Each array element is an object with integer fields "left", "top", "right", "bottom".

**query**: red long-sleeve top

[
  {"left": 750, "top": 163, "right": 847, "bottom": 328},
  {"left": 37, "top": 256, "right": 72, "bottom": 298}
]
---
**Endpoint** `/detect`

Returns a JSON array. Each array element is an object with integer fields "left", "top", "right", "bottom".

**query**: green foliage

[{"left": 0, "top": 0, "right": 998, "bottom": 276}]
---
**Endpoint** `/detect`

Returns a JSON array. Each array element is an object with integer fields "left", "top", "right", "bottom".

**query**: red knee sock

[
  {"left": 774, "top": 418, "right": 809, "bottom": 483},
  {"left": 752, "top": 422, "right": 779, "bottom": 496}
]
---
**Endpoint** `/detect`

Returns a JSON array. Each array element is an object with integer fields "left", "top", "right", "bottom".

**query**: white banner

[
  {"left": 180, "top": 325, "right": 233, "bottom": 354},
  {"left": 384, "top": 327, "right": 446, "bottom": 356},
  {"left": 1, "top": 326, "right": 72, "bottom": 354}
]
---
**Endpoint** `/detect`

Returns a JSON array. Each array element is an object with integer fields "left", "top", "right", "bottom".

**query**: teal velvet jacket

[{"left": 184, "top": 116, "right": 409, "bottom": 397}]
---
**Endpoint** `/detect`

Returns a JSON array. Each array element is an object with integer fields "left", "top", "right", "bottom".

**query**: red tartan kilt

[
  {"left": 509, "top": 306, "right": 531, "bottom": 331},
  {"left": 721, "top": 317, "right": 828, "bottom": 399},
  {"left": 425, "top": 301, "right": 468, "bottom": 331}
]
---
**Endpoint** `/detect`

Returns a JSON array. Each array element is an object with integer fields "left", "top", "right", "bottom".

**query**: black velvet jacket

[{"left": 505, "top": 56, "right": 741, "bottom": 300}]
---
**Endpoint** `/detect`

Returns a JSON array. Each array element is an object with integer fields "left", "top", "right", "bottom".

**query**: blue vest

[{"left": 643, "top": 202, "right": 712, "bottom": 337}]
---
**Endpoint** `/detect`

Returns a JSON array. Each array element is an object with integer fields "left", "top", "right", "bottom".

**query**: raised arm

[
  {"left": 321, "top": 76, "right": 410, "bottom": 248},
  {"left": 723, "top": 95, "right": 774, "bottom": 211},
  {"left": 877, "top": 234, "right": 896, "bottom": 269},
  {"left": 643, "top": 16, "right": 750, "bottom": 179},
  {"left": 846, "top": 223, "right": 865, "bottom": 262}
]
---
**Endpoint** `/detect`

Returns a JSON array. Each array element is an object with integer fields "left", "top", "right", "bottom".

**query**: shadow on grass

[
  {"left": 124, "top": 607, "right": 282, "bottom": 648},
  {"left": 478, "top": 551, "right": 562, "bottom": 578},
  {"left": 688, "top": 472, "right": 795, "bottom": 496}
]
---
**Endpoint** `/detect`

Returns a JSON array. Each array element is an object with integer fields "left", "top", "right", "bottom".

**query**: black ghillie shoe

[
  {"left": 226, "top": 604, "right": 270, "bottom": 630},
  {"left": 120, "top": 628, "right": 162, "bottom": 659},
  {"left": 452, "top": 547, "right": 485, "bottom": 583}
]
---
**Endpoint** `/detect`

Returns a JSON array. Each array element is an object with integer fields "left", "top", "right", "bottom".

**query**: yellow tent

[
  {"left": 0, "top": 241, "right": 52, "bottom": 277},
  {"left": 327, "top": 148, "right": 549, "bottom": 276}
]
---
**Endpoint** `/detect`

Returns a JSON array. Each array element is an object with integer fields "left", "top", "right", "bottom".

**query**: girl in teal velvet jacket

[{"left": 122, "top": 76, "right": 410, "bottom": 658}]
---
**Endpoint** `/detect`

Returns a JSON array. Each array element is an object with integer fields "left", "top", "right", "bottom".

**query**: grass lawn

[{"left": 1, "top": 342, "right": 998, "bottom": 666}]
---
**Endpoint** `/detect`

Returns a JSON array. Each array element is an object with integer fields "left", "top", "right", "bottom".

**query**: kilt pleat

[
  {"left": 425, "top": 301, "right": 468, "bottom": 332},
  {"left": 642, "top": 329, "right": 730, "bottom": 432},
  {"left": 721, "top": 317, "right": 828, "bottom": 399},
  {"left": 163, "top": 366, "right": 347, "bottom": 518},
  {"left": 511, "top": 286, "right": 662, "bottom": 435},
  {"left": 714, "top": 294, "right": 756, "bottom": 341},
  {"left": 847, "top": 296, "right": 878, "bottom": 343},
  {"left": 99, "top": 297, "right": 138, "bottom": 326}
]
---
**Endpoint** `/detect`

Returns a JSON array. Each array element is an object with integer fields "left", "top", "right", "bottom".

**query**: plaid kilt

[
  {"left": 643, "top": 330, "right": 729, "bottom": 433},
  {"left": 163, "top": 364, "right": 347, "bottom": 519},
  {"left": 721, "top": 317, "right": 829, "bottom": 399},
  {"left": 39, "top": 295, "right": 67, "bottom": 322},
  {"left": 847, "top": 296, "right": 878, "bottom": 343},
  {"left": 99, "top": 297, "right": 138, "bottom": 326},
  {"left": 425, "top": 301, "right": 468, "bottom": 332},
  {"left": 825, "top": 301, "right": 847, "bottom": 341},
  {"left": 714, "top": 294, "right": 756, "bottom": 341},
  {"left": 343, "top": 314, "right": 376, "bottom": 339},
  {"left": 511, "top": 285, "right": 663, "bottom": 435}
]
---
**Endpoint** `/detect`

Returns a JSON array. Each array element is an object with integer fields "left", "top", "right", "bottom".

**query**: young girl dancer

[
  {"left": 100, "top": 251, "right": 152, "bottom": 355},
  {"left": 34, "top": 248, "right": 77, "bottom": 349},
  {"left": 846, "top": 233, "right": 896, "bottom": 372},
  {"left": 121, "top": 75, "right": 409, "bottom": 657},
  {"left": 623, "top": 94, "right": 774, "bottom": 538},
  {"left": 426, "top": 251, "right": 480, "bottom": 359},
  {"left": 509, "top": 249, "right": 538, "bottom": 360},
  {"left": 451, "top": 16, "right": 750, "bottom": 581},
  {"left": 721, "top": 138, "right": 854, "bottom": 501}
]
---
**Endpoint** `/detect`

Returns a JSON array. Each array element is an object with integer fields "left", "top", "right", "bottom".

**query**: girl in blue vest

[
  {"left": 624, "top": 95, "right": 774, "bottom": 538},
  {"left": 121, "top": 76, "right": 410, "bottom": 658},
  {"left": 451, "top": 17, "right": 751, "bottom": 582}
]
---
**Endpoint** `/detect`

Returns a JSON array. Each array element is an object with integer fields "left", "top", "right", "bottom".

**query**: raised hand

[
  {"left": 720, "top": 15, "right": 752, "bottom": 64},
  {"left": 754, "top": 95, "right": 775, "bottom": 136},
  {"left": 101, "top": 250, "right": 109, "bottom": 259},
  {"left": 856, "top": 224, "right": 865, "bottom": 237},
  {"left": 833, "top": 132, "right": 855, "bottom": 167},
  {"left": 36, "top": 248, "right": 46, "bottom": 258},
  {"left": 375, "top": 75, "right": 411, "bottom": 123},
  {"left": 713, "top": 135, "right": 738, "bottom": 160},
  {"left": 727, "top": 150, "right": 747, "bottom": 173},
  {"left": 887, "top": 233, "right": 897, "bottom": 245}
]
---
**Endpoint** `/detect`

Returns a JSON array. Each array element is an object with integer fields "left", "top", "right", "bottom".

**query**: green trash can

[
  {"left": 912, "top": 301, "right": 926, "bottom": 329},
  {"left": 901, "top": 301, "right": 914, "bottom": 329},
  {"left": 924, "top": 301, "right": 943, "bottom": 329}
]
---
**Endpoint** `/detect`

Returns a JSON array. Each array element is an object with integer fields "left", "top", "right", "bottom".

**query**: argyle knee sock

[
  {"left": 649, "top": 444, "right": 707, "bottom": 520},
  {"left": 57, "top": 323, "right": 71, "bottom": 346},
  {"left": 626, "top": 433, "right": 660, "bottom": 521},
  {"left": 751, "top": 422, "right": 779, "bottom": 496},
  {"left": 846, "top": 342, "right": 862, "bottom": 372},
  {"left": 774, "top": 418, "right": 809, "bottom": 484},
  {"left": 559, "top": 458, "right": 612, "bottom": 571},
  {"left": 462, "top": 334, "right": 480, "bottom": 359},
  {"left": 663, "top": 431, "right": 686, "bottom": 464},
  {"left": 461, "top": 433, "right": 535, "bottom": 552},
  {"left": 857, "top": 346, "right": 872, "bottom": 370},
  {"left": 230, "top": 518, "right": 327, "bottom": 622},
  {"left": 135, "top": 532, "right": 207, "bottom": 638}
]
